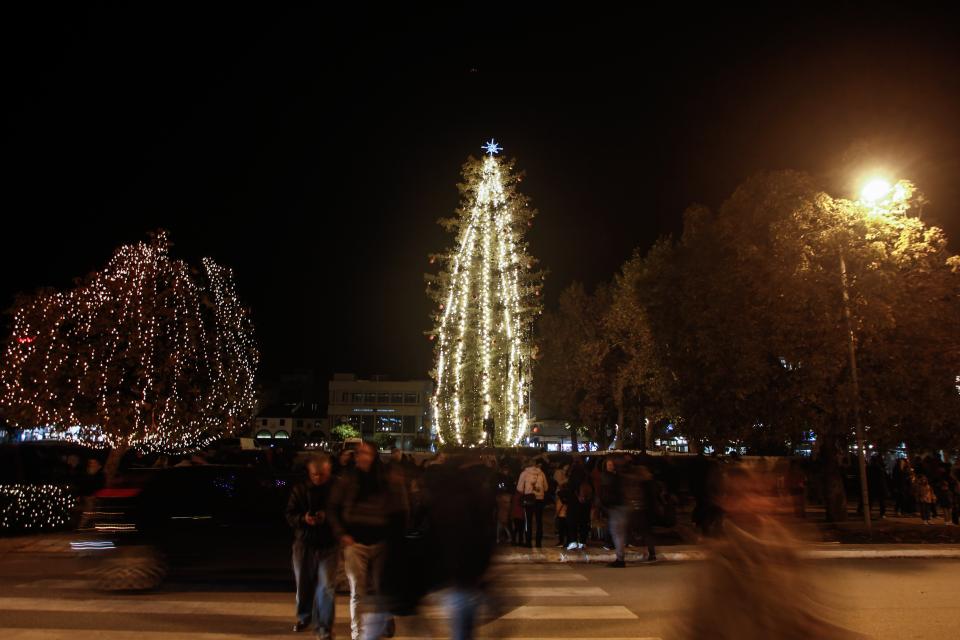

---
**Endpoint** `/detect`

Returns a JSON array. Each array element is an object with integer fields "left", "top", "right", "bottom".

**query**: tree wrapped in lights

[
  {"left": 0, "top": 231, "right": 258, "bottom": 476},
  {"left": 426, "top": 141, "right": 543, "bottom": 446}
]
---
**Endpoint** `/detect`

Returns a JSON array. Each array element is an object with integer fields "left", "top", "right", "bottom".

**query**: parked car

[{"left": 76, "top": 464, "right": 293, "bottom": 590}]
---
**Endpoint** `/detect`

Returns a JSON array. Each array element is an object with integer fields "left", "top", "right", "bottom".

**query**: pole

[{"left": 839, "top": 251, "right": 871, "bottom": 532}]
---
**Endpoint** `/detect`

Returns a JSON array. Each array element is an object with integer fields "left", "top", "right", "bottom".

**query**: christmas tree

[
  {"left": 427, "top": 140, "right": 543, "bottom": 446},
  {"left": 0, "top": 231, "right": 258, "bottom": 474}
]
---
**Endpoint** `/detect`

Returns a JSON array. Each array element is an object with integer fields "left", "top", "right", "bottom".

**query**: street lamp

[{"left": 840, "top": 173, "right": 912, "bottom": 532}]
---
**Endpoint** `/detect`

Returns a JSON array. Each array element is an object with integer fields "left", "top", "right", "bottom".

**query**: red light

[
  {"left": 532, "top": 426, "right": 540, "bottom": 433},
  {"left": 17, "top": 336, "right": 35, "bottom": 344}
]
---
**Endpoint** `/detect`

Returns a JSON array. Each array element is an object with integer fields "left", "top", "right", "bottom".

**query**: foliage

[{"left": 331, "top": 423, "right": 360, "bottom": 441}]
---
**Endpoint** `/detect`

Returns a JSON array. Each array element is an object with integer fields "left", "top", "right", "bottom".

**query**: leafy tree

[{"left": 0, "top": 231, "right": 258, "bottom": 481}]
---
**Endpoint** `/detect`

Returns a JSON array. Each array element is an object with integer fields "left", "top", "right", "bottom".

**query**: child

[{"left": 916, "top": 475, "right": 936, "bottom": 525}]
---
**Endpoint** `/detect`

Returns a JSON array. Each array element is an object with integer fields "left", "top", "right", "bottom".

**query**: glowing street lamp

[
  {"left": 842, "top": 172, "right": 910, "bottom": 531},
  {"left": 860, "top": 177, "right": 892, "bottom": 204}
]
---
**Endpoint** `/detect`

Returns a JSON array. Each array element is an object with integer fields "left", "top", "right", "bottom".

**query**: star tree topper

[{"left": 482, "top": 139, "right": 502, "bottom": 156}]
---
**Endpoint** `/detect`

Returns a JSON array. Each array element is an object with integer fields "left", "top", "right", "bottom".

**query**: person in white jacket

[{"left": 516, "top": 459, "right": 548, "bottom": 548}]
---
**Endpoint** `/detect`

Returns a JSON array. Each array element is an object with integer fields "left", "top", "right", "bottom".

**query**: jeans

[
  {"left": 292, "top": 542, "right": 337, "bottom": 638},
  {"left": 344, "top": 541, "right": 389, "bottom": 640},
  {"left": 609, "top": 506, "right": 629, "bottom": 562},
  {"left": 523, "top": 500, "right": 544, "bottom": 546},
  {"left": 445, "top": 587, "right": 483, "bottom": 640}
]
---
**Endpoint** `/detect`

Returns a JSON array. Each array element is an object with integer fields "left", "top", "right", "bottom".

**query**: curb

[{"left": 493, "top": 545, "right": 960, "bottom": 564}]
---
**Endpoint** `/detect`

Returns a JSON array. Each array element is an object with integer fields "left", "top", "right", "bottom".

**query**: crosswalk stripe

[
  {"left": 500, "top": 586, "right": 607, "bottom": 596},
  {"left": 501, "top": 605, "right": 639, "bottom": 620},
  {"left": 0, "top": 632, "right": 661, "bottom": 640},
  {"left": 0, "top": 597, "right": 626, "bottom": 621},
  {"left": 494, "top": 573, "right": 588, "bottom": 581}
]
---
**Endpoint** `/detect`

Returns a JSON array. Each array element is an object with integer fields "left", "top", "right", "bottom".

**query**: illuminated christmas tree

[
  {"left": 0, "top": 231, "right": 258, "bottom": 474},
  {"left": 427, "top": 140, "right": 543, "bottom": 446}
]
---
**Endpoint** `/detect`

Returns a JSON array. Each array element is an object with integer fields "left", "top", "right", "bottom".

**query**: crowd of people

[
  {"left": 287, "top": 443, "right": 499, "bottom": 640},
  {"left": 861, "top": 453, "right": 960, "bottom": 525},
  {"left": 285, "top": 446, "right": 679, "bottom": 639}
]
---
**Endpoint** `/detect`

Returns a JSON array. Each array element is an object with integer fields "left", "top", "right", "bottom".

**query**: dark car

[{"left": 76, "top": 464, "right": 293, "bottom": 590}]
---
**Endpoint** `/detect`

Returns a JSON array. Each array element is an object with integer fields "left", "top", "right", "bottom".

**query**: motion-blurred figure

[{"left": 676, "top": 465, "right": 865, "bottom": 639}]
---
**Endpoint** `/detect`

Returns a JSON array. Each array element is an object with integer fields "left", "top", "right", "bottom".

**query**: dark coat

[{"left": 285, "top": 480, "right": 335, "bottom": 550}]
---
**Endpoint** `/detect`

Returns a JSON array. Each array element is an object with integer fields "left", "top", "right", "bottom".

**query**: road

[{"left": 0, "top": 551, "right": 958, "bottom": 639}]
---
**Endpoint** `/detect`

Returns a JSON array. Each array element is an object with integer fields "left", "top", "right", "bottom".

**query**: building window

[
  {"left": 261, "top": 419, "right": 267, "bottom": 426},
  {"left": 342, "top": 392, "right": 349, "bottom": 402},
  {"left": 377, "top": 416, "right": 402, "bottom": 433},
  {"left": 274, "top": 431, "right": 290, "bottom": 439},
  {"left": 255, "top": 430, "right": 272, "bottom": 439},
  {"left": 296, "top": 419, "right": 303, "bottom": 429},
  {"left": 377, "top": 393, "right": 389, "bottom": 404},
  {"left": 391, "top": 393, "right": 403, "bottom": 404},
  {"left": 404, "top": 393, "right": 418, "bottom": 404},
  {"left": 402, "top": 416, "right": 415, "bottom": 434},
  {"left": 361, "top": 415, "right": 375, "bottom": 434},
  {"left": 352, "top": 393, "right": 364, "bottom": 403},
  {"left": 279, "top": 419, "right": 285, "bottom": 426}
]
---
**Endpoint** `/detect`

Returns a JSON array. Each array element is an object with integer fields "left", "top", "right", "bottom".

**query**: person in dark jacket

[
  {"left": 286, "top": 454, "right": 337, "bottom": 637},
  {"left": 600, "top": 457, "right": 628, "bottom": 567},
  {"left": 328, "top": 441, "right": 402, "bottom": 640}
]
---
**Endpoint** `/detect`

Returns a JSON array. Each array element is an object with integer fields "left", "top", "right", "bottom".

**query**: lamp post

[
  {"left": 838, "top": 247, "right": 871, "bottom": 531},
  {"left": 838, "top": 175, "right": 911, "bottom": 531}
]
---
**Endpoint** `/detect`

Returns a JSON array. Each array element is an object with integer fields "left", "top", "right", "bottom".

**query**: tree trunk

[
  {"left": 820, "top": 435, "right": 847, "bottom": 522},
  {"left": 569, "top": 423, "right": 579, "bottom": 452},
  {"left": 103, "top": 445, "right": 130, "bottom": 487}
]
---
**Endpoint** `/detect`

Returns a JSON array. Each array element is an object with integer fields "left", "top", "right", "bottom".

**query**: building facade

[
  {"left": 252, "top": 402, "right": 326, "bottom": 446},
  {"left": 327, "top": 373, "right": 433, "bottom": 450}
]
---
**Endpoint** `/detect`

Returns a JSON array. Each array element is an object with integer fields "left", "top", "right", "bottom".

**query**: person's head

[
  {"left": 605, "top": 457, "right": 617, "bottom": 473},
  {"left": 86, "top": 458, "right": 103, "bottom": 474},
  {"left": 356, "top": 441, "right": 377, "bottom": 472},
  {"left": 391, "top": 448, "right": 402, "bottom": 462},
  {"left": 339, "top": 449, "right": 354, "bottom": 466},
  {"left": 307, "top": 454, "right": 332, "bottom": 486}
]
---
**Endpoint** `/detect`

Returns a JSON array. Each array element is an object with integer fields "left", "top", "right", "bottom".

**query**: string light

[
  {"left": 0, "top": 484, "right": 76, "bottom": 532},
  {"left": 0, "top": 231, "right": 258, "bottom": 454},
  {"left": 429, "top": 146, "right": 542, "bottom": 445}
]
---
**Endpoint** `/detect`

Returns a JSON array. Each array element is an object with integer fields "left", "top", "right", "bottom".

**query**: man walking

[
  {"left": 328, "top": 441, "right": 400, "bottom": 640},
  {"left": 286, "top": 454, "right": 337, "bottom": 639}
]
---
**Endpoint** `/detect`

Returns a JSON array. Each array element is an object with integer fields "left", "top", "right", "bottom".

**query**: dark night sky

[{"left": 3, "top": 6, "right": 959, "bottom": 389}]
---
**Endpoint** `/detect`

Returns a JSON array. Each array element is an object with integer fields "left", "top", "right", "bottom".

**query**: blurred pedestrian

[
  {"left": 600, "top": 457, "right": 627, "bottom": 567},
  {"left": 286, "top": 454, "right": 337, "bottom": 638},
  {"left": 328, "top": 442, "right": 400, "bottom": 640}
]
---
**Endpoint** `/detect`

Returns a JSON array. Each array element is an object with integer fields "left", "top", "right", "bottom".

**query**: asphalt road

[{"left": 0, "top": 551, "right": 958, "bottom": 639}]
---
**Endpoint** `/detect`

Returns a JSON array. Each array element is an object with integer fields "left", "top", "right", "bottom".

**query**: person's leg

[
  {"left": 344, "top": 543, "right": 372, "bottom": 640},
  {"left": 292, "top": 542, "right": 315, "bottom": 626},
  {"left": 534, "top": 501, "right": 544, "bottom": 547},
  {"left": 314, "top": 549, "right": 337, "bottom": 639},
  {"left": 556, "top": 516, "right": 567, "bottom": 546},
  {"left": 523, "top": 503, "right": 534, "bottom": 546},
  {"left": 446, "top": 587, "right": 481, "bottom": 640},
  {"left": 610, "top": 507, "right": 627, "bottom": 563}
]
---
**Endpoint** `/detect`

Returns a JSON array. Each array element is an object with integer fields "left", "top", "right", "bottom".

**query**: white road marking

[
  {"left": 500, "top": 586, "right": 608, "bottom": 596},
  {"left": 0, "top": 633, "right": 661, "bottom": 640},
  {"left": 501, "top": 605, "right": 639, "bottom": 620},
  {"left": 496, "top": 573, "right": 589, "bottom": 581}
]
